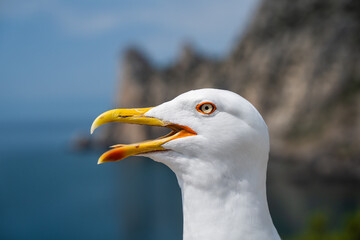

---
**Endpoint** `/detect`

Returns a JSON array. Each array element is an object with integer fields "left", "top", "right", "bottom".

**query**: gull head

[{"left": 91, "top": 88, "right": 269, "bottom": 182}]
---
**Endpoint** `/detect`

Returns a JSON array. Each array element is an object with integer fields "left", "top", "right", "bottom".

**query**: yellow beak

[{"left": 91, "top": 108, "right": 196, "bottom": 164}]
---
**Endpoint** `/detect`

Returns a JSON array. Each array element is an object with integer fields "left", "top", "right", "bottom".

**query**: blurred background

[{"left": 1, "top": 0, "right": 359, "bottom": 239}]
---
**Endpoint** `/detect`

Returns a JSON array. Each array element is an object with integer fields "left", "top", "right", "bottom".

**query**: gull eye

[{"left": 196, "top": 102, "right": 216, "bottom": 115}]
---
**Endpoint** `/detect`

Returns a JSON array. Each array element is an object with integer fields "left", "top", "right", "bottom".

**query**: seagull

[{"left": 91, "top": 88, "right": 280, "bottom": 240}]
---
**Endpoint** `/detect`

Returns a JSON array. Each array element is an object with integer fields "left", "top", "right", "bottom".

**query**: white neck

[{"left": 174, "top": 156, "right": 280, "bottom": 240}]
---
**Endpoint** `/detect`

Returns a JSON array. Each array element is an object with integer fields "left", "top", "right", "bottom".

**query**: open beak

[{"left": 91, "top": 107, "right": 196, "bottom": 164}]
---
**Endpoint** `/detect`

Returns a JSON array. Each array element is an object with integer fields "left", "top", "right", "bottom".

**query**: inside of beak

[{"left": 91, "top": 108, "right": 197, "bottom": 164}]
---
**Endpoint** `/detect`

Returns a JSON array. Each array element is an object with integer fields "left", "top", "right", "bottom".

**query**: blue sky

[{"left": 0, "top": 0, "right": 259, "bottom": 123}]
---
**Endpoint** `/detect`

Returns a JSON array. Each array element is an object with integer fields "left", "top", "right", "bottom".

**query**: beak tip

[{"left": 90, "top": 124, "right": 96, "bottom": 135}]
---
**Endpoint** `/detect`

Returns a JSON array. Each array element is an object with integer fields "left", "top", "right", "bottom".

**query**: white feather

[{"left": 145, "top": 89, "right": 280, "bottom": 240}]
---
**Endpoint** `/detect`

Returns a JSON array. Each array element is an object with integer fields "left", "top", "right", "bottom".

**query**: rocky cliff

[{"left": 95, "top": 0, "right": 360, "bottom": 180}]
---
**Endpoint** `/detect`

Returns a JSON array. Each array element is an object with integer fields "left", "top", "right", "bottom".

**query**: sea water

[{"left": 0, "top": 118, "right": 182, "bottom": 240}]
